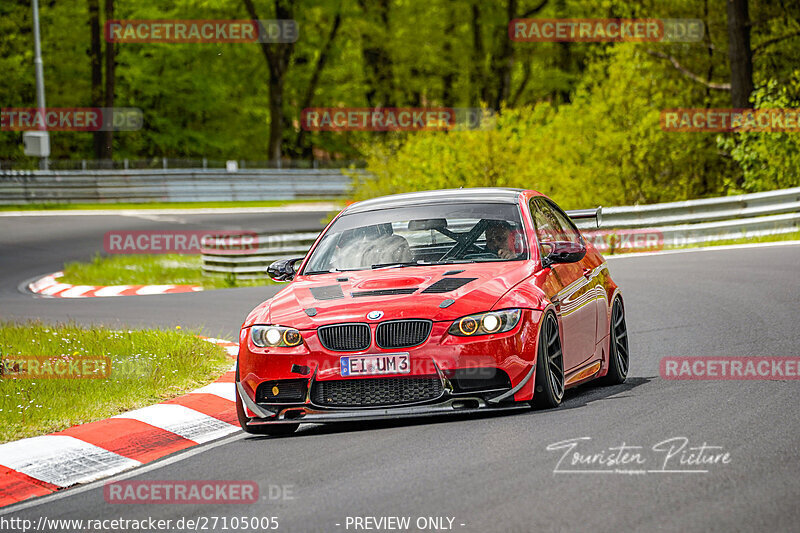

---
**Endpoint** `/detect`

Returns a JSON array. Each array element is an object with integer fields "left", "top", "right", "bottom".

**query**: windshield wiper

[
  {"left": 370, "top": 261, "right": 425, "bottom": 270},
  {"left": 304, "top": 267, "right": 369, "bottom": 275}
]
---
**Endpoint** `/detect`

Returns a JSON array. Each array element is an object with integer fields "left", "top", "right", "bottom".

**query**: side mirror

[
  {"left": 540, "top": 241, "right": 586, "bottom": 268},
  {"left": 267, "top": 257, "right": 303, "bottom": 282}
]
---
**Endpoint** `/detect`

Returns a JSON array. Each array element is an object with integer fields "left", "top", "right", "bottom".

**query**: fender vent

[{"left": 421, "top": 277, "right": 477, "bottom": 294}]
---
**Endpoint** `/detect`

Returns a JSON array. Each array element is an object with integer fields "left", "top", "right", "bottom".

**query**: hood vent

[
  {"left": 351, "top": 288, "right": 418, "bottom": 298},
  {"left": 310, "top": 285, "right": 345, "bottom": 300},
  {"left": 421, "top": 277, "right": 477, "bottom": 294}
]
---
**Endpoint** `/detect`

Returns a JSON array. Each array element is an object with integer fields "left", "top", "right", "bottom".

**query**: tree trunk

[
  {"left": 726, "top": 0, "right": 754, "bottom": 108},
  {"left": 490, "top": 0, "right": 516, "bottom": 110},
  {"left": 88, "top": 0, "right": 103, "bottom": 159},
  {"left": 470, "top": 2, "right": 485, "bottom": 107},
  {"left": 102, "top": 0, "right": 115, "bottom": 161},
  {"left": 359, "top": 0, "right": 394, "bottom": 108},
  {"left": 242, "top": 0, "right": 295, "bottom": 163},
  {"left": 295, "top": 10, "right": 342, "bottom": 158}
]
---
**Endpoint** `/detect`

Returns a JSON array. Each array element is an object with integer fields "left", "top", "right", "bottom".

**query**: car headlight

[
  {"left": 448, "top": 309, "right": 522, "bottom": 337},
  {"left": 251, "top": 325, "right": 303, "bottom": 347}
]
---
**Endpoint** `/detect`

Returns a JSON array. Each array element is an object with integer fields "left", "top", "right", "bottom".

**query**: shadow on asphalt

[
  {"left": 558, "top": 376, "right": 653, "bottom": 411},
  {"left": 242, "top": 376, "right": 654, "bottom": 441}
]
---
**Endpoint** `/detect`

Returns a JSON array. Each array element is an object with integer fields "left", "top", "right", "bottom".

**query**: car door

[{"left": 530, "top": 198, "right": 598, "bottom": 372}]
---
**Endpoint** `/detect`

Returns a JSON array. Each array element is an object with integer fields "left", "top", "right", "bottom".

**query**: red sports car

[{"left": 236, "top": 188, "right": 629, "bottom": 435}]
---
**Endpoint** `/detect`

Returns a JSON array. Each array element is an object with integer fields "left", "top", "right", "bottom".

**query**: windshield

[{"left": 302, "top": 203, "right": 528, "bottom": 274}]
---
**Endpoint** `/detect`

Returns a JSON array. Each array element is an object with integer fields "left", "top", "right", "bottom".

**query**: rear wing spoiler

[{"left": 566, "top": 207, "right": 602, "bottom": 228}]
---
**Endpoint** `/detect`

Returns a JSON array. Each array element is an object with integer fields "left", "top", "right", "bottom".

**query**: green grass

[
  {"left": 60, "top": 254, "right": 273, "bottom": 289},
  {"left": 59, "top": 232, "right": 800, "bottom": 290},
  {"left": 663, "top": 231, "right": 800, "bottom": 250},
  {"left": 0, "top": 322, "right": 232, "bottom": 443},
  {"left": 605, "top": 230, "right": 800, "bottom": 255},
  {"left": 0, "top": 198, "right": 338, "bottom": 211}
]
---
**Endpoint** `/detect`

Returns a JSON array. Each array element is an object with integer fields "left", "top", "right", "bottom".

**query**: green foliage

[
  {"left": 718, "top": 73, "right": 800, "bottom": 192},
  {"left": 1, "top": 0, "right": 799, "bottom": 203},
  {"left": 356, "top": 45, "right": 735, "bottom": 208}
]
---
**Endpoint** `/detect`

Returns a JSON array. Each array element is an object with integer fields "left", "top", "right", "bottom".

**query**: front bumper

[
  {"left": 237, "top": 361, "right": 536, "bottom": 425},
  {"left": 237, "top": 379, "right": 533, "bottom": 425},
  {"left": 237, "top": 310, "right": 542, "bottom": 424}
]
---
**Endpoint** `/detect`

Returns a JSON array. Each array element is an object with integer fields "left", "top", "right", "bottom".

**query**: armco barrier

[
  {"left": 0, "top": 169, "right": 353, "bottom": 204},
  {"left": 201, "top": 187, "right": 800, "bottom": 278}
]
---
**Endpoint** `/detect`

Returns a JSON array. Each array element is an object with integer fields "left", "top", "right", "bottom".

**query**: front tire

[
  {"left": 531, "top": 312, "right": 565, "bottom": 409},
  {"left": 601, "top": 297, "right": 629, "bottom": 385}
]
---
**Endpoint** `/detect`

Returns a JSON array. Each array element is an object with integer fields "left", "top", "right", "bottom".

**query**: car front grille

[
  {"left": 375, "top": 319, "right": 432, "bottom": 349},
  {"left": 311, "top": 377, "right": 444, "bottom": 407},
  {"left": 317, "top": 323, "right": 371, "bottom": 352}
]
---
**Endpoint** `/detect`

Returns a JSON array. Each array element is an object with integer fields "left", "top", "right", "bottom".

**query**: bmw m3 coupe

[{"left": 235, "top": 188, "right": 629, "bottom": 435}]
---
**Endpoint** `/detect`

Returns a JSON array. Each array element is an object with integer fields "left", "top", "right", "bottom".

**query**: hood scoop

[
  {"left": 351, "top": 288, "right": 418, "bottom": 298},
  {"left": 310, "top": 285, "right": 345, "bottom": 300},
  {"left": 421, "top": 277, "right": 477, "bottom": 294}
]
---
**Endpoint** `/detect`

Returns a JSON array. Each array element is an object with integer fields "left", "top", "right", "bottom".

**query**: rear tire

[
  {"left": 235, "top": 363, "right": 299, "bottom": 436},
  {"left": 601, "top": 297, "right": 629, "bottom": 385},
  {"left": 531, "top": 312, "right": 565, "bottom": 409}
]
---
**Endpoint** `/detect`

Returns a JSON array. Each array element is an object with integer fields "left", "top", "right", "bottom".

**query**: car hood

[{"left": 246, "top": 262, "right": 537, "bottom": 329}]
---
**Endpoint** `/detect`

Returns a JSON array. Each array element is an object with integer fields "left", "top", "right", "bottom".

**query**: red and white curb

[
  {"left": 28, "top": 272, "right": 203, "bottom": 298},
  {"left": 0, "top": 338, "right": 240, "bottom": 507}
]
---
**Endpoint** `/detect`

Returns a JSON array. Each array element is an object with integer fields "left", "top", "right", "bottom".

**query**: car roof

[{"left": 343, "top": 188, "right": 529, "bottom": 215}]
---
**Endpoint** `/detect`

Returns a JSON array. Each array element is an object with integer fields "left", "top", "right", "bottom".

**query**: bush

[{"left": 354, "top": 45, "right": 736, "bottom": 209}]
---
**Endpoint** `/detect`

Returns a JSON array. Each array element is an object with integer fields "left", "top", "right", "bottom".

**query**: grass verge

[
  {"left": 57, "top": 233, "right": 800, "bottom": 289},
  {"left": 0, "top": 198, "right": 338, "bottom": 212},
  {"left": 605, "top": 231, "right": 800, "bottom": 255},
  {"left": 0, "top": 321, "right": 232, "bottom": 443},
  {"left": 60, "top": 254, "right": 272, "bottom": 289}
]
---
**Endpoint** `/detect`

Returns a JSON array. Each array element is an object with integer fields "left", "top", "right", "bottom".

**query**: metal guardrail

[
  {"left": 202, "top": 187, "right": 800, "bottom": 278},
  {"left": 597, "top": 187, "right": 800, "bottom": 228},
  {"left": 0, "top": 169, "right": 354, "bottom": 204}
]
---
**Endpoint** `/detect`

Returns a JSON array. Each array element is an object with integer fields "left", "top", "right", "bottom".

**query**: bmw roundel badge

[{"left": 367, "top": 310, "right": 384, "bottom": 320}]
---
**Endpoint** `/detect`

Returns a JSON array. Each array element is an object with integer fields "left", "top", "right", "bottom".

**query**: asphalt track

[{"left": 1, "top": 211, "right": 799, "bottom": 533}]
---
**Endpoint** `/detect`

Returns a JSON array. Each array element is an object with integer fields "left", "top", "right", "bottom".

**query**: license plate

[{"left": 340, "top": 354, "right": 410, "bottom": 376}]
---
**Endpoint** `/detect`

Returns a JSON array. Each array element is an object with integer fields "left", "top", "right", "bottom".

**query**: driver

[{"left": 485, "top": 220, "right": 517, "bottom": 259}]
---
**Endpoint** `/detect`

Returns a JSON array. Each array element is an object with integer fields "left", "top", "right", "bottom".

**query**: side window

[{"left": 531, "top": 199, "right": 581, "bottom": 245}]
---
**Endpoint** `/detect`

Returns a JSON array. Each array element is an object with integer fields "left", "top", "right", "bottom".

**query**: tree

[
  {"left": 242, "top": 0, "right": 295, "bottom": 162},
  {"left": 726, "top": 0, "right": 754, "bottom": 107}
]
